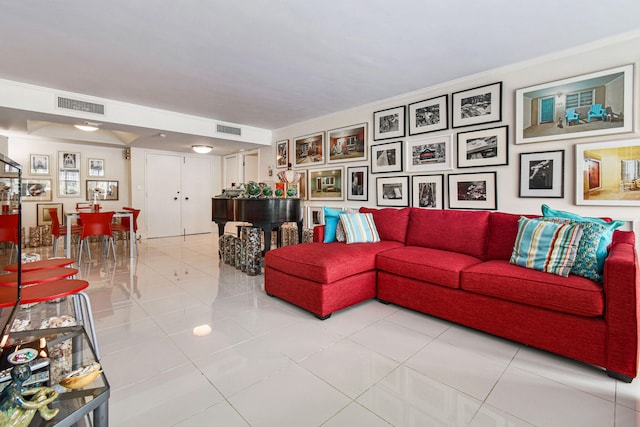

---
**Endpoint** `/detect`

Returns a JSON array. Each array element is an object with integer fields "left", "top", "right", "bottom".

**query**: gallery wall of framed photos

[
  {"left": 270, "top": 33, "right": 640, "bottom": 231},
  {"left": 8, "top": 139, "right": 130, "bottom": 232}
]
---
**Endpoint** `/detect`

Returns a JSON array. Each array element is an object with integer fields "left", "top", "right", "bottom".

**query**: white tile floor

[{"left": 14, "top": 235, "right": 640, "bottom": 426}]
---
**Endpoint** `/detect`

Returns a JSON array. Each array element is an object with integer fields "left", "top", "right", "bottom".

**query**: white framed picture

[
  {"left": 406, "top": 134, "right": 453, "bottom": 173},
  {"left": 88, "top": 158, "right": 105, "bottom": 177}
]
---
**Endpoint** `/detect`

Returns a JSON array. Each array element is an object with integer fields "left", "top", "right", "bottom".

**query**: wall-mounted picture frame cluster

[
  {"left": 287, "top": 124, "right": 369, "bottom": 170},
  {"left": 405, "top": 134, "right": 453, "bottom": 173},
  {"left": 347, "top": 166, "right": 368, "bottom": 201},
  {"left": 371, "top": 141, "right": 403, "bottom": 174},
  {"left": 86, "top": 180, "right": 119, "bottom": 201},
  {"left": 515, "top": 64, "right": 633, "bottom": 144},
  {"left": 36, "top": 203, "right": 63, "bottom": 226},
  {"left": 456, "top": 125, "right": 508, "bottom": 169},
  {"left": 411, "top": 174, "right": 444, "bottom": 209},
  {"left": 21, "top": 179, "right": 52, "bottom": 202},
  {"left": 408, "top": 95, "right": 448, "bottom": 136},
  {"left": 448, "top": 172, "right": 497, "bottom": 210},
  {"left": 30, "top": 154, "right": 50, "bottom": 175},
  {"left": 519, "top": 150, "right": 564, "bottom": 198},
  {"left": 373, "top": 106, "right": 406, "bottom": 141},
  {"left": 575, "top": 138, "right": 640, "bottom": 206},
  {"left": 307, "top": 167, "right": 344, "bottom": 201}
]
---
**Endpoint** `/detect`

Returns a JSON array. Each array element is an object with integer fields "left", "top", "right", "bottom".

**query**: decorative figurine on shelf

[
  {"left": 0, "top": 364, "right": 59, "bottom": 427},
  {"left": 277, "top": 163, "right": 301, "bottom": 185},
  {"left": 245, "top": 181, "right": 261, "bottom": 198}
]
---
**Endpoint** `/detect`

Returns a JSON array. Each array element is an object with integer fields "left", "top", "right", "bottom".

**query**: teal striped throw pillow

[
  {"left": 510, "top": 217, "right": 583, "bottom": 277},
  {"left": 338, "top": 213, "right": 380, "bottom": 244}
]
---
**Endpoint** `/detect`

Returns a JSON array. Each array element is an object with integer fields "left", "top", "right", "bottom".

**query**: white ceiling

[{"left": 0, "top": 1, "right": 639, "bottom": 154}]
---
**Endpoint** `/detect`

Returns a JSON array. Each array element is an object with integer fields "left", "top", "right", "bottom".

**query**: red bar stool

[{"left": 3, "top": 257, "right": 75, "bottom": 273}]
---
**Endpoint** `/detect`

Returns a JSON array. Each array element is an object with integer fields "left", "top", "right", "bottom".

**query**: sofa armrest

[
  {"left": 313, "top": 225, "right": 325, "bottom": 243},
  {"left": 603, "top": 230, "right": 639, "bottom": 379}
]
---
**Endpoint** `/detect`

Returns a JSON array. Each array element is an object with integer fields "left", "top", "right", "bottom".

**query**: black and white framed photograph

[
  {"left": 20, "top": 179, "right": 52, "bottom": 202},
  {"left": 30, "top": 154, "right": 49, "bottom": 175},
  {"left": 373, "top": 106, "right": 405, "bottom": 140},
  {"left": 411, "top": 174, "right": 444, "bottom": 209},
  {"left": 376, "top": 175, "right": 409, "bottom": 207},
  {"left": 515, "top": 64, "right": 633, "bottom": 144},
  {"left": 276, "top": 139, "right": 289, "bottom": 168},
  {"left": 86, "top": 180, "right": 119, "bottom": 201},
  {"left": 575, "top": 138, "right": 640, "bottom": 206},
  {"left": 327, "top": 123, "right": 367, "bottom": 164},
  {"left": 456, "top": 125, "right": 509, "bottom": 168},
  {"left": 519, "top": 150, "right": 564, "bottom": 198},
  {"left": 448, "top": 172, "right": 497, "bottom": 210},
  {"left": 371, "top": 141, "right": 403, "bottom": 174},
  {"left": 452, "top": 82, "right": 502, "bottom": 128},
  {"left": 406, "top": 134, "right": 453, "bottom": 173},
  {"left": 408, "top": 95, "right": 448, "bottom": 135},
  {"left": 58, "top": 169, "right": 80, "bottom": 197},
  {"left": 293, "top": 132, "right": 324, "bottom": 167},
  {"left": 347, "top": 166, "right": 368, "bottom": 201},
  {"left": 308, "top": 167, "right": 343, "bottom": 201},
  {"left": 58, "top": 151, "right": 80, "bottom": 170},
  {"left": 88, "top": 158, "right": 105, "bottom": 177},
  {"left": 306, "top": 206, "right": 324, "bottom": 228}
]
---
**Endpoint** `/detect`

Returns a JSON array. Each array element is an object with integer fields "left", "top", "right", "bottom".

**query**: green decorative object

[
  {"left": 287, "top": 188, "right": 296, "bottom": 197},
  {"left": 0, "top": 364, "right": 60, "bottom": 427},
  {"left": 262, "top": 187, "right": 273, "bottom": 197},
  {"left": 246, "top": 181, "right": 261, "bottom": 198},
  {"left": 274, "top": 188, "right": 283, "bottom": 197}
]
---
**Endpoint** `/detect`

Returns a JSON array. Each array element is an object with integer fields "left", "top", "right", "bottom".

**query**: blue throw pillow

[
  {"left": 323, "top": 207, "right": 343, "bottom": 243},
  {"left": 541, "top": 204, "right": 624, "bottom": 274}
]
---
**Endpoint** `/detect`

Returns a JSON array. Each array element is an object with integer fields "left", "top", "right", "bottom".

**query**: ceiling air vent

[
  {"left": 217, "top": 124, "right": 242, "bottom": 136},
  {"left": 57, "top": 96, "right": 105, "bottom": 115}
]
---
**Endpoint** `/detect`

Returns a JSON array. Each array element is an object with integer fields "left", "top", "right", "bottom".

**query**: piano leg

[{"left": 297, "top": 220, "right": 303, "bottom": 244}]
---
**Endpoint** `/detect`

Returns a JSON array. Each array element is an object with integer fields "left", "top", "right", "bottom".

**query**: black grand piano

[{"left": 211, "top": 197, "right": 303, "bottom": 253}]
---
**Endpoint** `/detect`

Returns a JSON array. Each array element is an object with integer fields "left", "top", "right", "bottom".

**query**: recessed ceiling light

[
  {"left": 192, "top": 145, "right": 213, "bottom": 154},
  {"left": 74, "top": 121, "right": 101, "bottom": 132}
]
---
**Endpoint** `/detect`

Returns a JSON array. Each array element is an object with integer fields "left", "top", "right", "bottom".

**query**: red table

[
  {"left": 0, "top": 279, "right": 89, "bottom": 308},
  {"left": 0, "top": 267, "right": 78, "bottom": 287},
  {"left": 3, "top": 257, "right": 75, "bottom": 273}
]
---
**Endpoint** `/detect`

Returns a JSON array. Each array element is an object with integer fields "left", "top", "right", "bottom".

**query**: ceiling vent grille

[
  {"left": 57, "top": 96, "right": 105, "bottom": 115},
  {"left": 217, "top": 124, "right": 242, "bottom": 136}
]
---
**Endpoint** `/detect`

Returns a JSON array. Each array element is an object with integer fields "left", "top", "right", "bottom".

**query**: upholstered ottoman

[{"left": 264, "top": 241, "right": 402, "bottom": 319}]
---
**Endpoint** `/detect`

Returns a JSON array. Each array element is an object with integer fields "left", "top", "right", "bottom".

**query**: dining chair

[
  {"left": 0, "top": 213, "right": 20, "bottom": 263},
  {"left": 111, "top": 207, "right": 140, "bottom": 256},
  {"left": 49, "top": 208, "right": 82, "bottom": 257},
  {"left": 77, "top": 211, "right": 116, "bottom": 264}
]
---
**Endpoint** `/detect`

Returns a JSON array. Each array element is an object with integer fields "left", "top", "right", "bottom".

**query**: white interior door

[
  {"left": 146, "top": 153, "right": 182, "bottom": 238},
  {"left": 243, "top": 152, "right": 259, "bottom": 182},
  {"left": 181, "top": 156, "right": 212, "bottom": 235},
  {"left": 224, "top": 154, "right": 239, "bottom": 188}
]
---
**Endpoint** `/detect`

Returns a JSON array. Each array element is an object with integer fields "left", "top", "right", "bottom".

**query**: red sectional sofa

[{"left": 264, "top": 207, "right": 640, "bottom": 382}]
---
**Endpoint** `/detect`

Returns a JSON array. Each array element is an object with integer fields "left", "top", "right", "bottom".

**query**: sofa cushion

[
  {"left": 265, "top": 241, "right": 403, "bottom": 284},
  {"left": 510, "top": 217, "right": 583, "bottom": 277},
  {"left": 486, "top": 212, "right": 540, "bottom": 261},
  {"left": 323, "top": 206, "right": 343, "bottom": 243},
  {"left": 541, "top": 204, "right": 625, "bottom": 273},
  {"left": 338, "top": 213, "right": 380, "bottom": 244},
  {"left": 359, "top": 207, "right": 410, "bottom": 243},
  {"left": 544, "top": 217, "right": 608, "bottom": 281},
  {"left": 461, "top": 260, "right": 604, "bottom": 317},
  {"left": 405, "top": 209, "right": 490, "bottom": 259},
  {"left": 376, "top": 246, "right": 482, "bottom": 289}
]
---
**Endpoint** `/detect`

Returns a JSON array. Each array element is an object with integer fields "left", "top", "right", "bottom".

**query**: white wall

[{"left": 263, "top": 32, "right": 640, "bottom": 230}]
